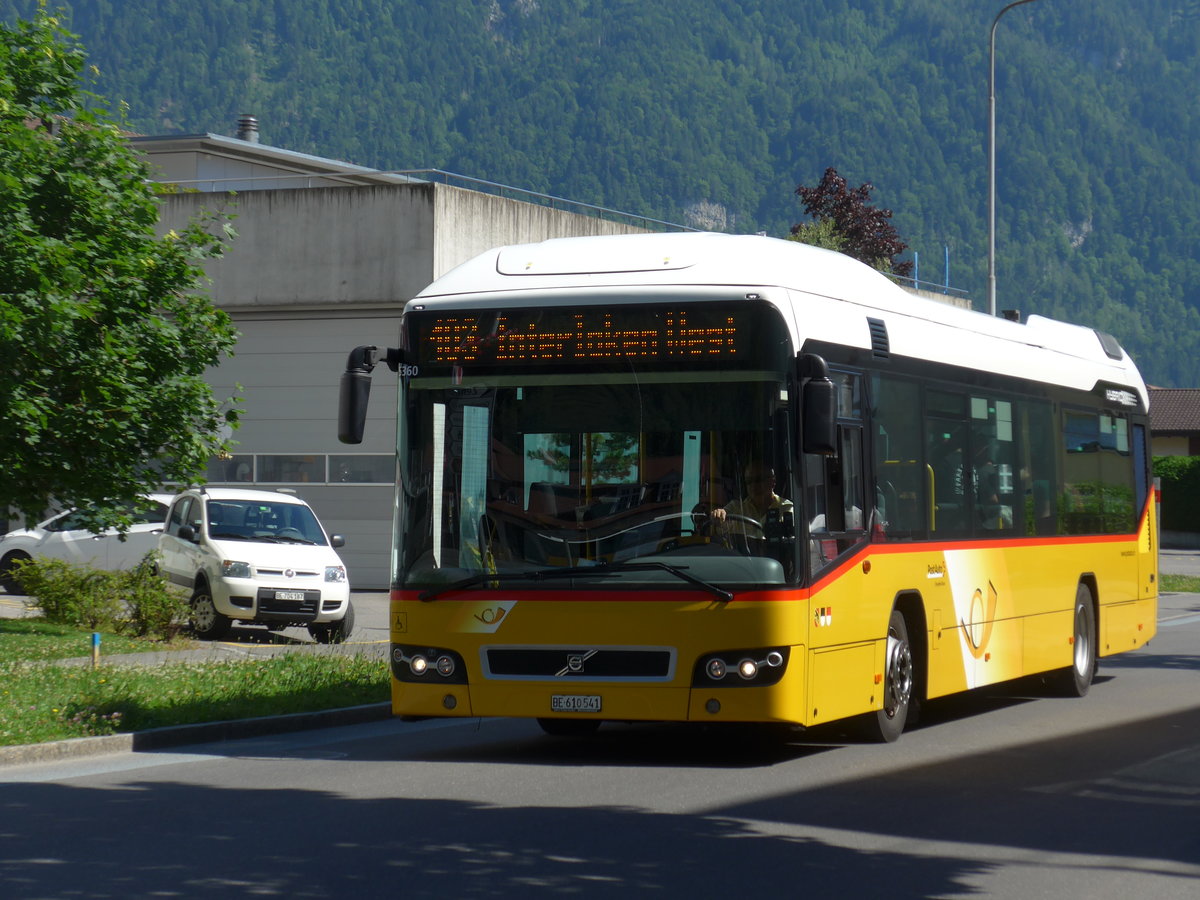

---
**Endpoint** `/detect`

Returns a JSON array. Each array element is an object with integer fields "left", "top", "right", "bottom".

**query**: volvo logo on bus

[{"left": 558, "top": 649, "right": 598, "bottom": 677}]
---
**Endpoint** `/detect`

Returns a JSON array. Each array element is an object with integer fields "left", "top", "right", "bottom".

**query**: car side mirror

[
  {"left": 330, "top": 534, "right": 346, "bottom": 548},
  {"left": 177, "top": 524, "right": 198, "bottom": 543}
]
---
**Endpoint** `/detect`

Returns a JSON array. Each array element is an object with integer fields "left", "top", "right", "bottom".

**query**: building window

[
  {"left": 205, "top": 455, "right": 255, "bottom": 483},
  {"left": 329, "top": 455, "right": 394, "bottom": 483},
  {"left": 257, "top": 454, "right": 326, "bottom": 484},
  {"left": 203, "top": 453, "right": 393, "bottom": 485}
]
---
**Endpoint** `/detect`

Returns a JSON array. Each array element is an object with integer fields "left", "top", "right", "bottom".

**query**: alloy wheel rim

[{"left": 884, "top": 629, "right": 913, "bottom": 719}]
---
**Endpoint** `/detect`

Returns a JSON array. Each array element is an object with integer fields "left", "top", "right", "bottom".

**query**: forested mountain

[{"left": 4, "top": 0, "right": 1199, "bottom": 386}]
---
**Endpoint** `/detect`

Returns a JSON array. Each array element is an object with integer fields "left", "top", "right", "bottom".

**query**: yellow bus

[{"left": 339, "top": 233, "right": 1157, "bottom": 741}]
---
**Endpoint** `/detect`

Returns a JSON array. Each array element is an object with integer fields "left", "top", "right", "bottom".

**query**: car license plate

[
  {"left": 551, "top": 695, "right": 601, "bottom": 713},
  {"left": 274, "top": 590, "right": 306, "bottom": 601}
]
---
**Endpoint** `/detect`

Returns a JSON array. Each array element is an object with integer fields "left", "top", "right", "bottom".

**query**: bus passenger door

[
  {"left": 926, "top": 417, "right": 970, "bottom": 538},
  {"left": 806, "top": 369, "right": 869, "bottom": 576}
]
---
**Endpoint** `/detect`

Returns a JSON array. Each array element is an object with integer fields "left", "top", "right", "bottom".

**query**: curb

[{"left": 0, "top": 702, "right": 392, "bottom": 768}]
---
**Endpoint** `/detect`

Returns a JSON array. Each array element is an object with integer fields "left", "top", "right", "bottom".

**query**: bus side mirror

[
  {"left": 799, "top": 353, "right": 837, "bottom": 456},
  {"left": 338, "top": 345, "right": 380, "bottom": 445}
]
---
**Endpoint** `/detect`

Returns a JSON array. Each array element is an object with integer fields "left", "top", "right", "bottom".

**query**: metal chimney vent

[{"left": 236, "top": 114, "right": 260, "bottom": 143}]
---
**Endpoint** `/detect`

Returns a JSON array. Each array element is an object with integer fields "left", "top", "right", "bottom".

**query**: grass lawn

[
  {"left": 1160, "top": 573, "right": 1200, "bottom": 593},
  {"left": 0, "top": 618, "right": 388, "bottom": 747}
]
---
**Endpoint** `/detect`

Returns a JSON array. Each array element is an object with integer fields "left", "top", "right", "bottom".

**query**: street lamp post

[{"left": 988, "top": 0, "right": 1039, "bottom": 317}]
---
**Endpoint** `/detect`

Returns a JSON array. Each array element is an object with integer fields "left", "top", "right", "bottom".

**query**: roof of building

[
  {"left": 130, "top": 131, "right": 420, "bottom": 188},
  {"left": 1149, "top": 388, "right": 1200, "bottom": 433}
]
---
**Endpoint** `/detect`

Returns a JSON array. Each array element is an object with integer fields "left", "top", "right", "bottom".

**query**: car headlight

[
  {"left": 221, "top": 560, "right": 252, "bottom": 579},
  {"left": 325, "top": 565, "right": 347, "bottom": 583}
]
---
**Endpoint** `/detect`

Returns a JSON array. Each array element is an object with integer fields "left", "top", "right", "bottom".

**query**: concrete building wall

[
  {"left": 159, "top": 184, "right": 439, "bottom": 310},
  {"left": 432, "top": 185, "right": 654, "bottom": 277},
  {"left": 1153, "top": 436, "right": 1191, "bottom": 457}
]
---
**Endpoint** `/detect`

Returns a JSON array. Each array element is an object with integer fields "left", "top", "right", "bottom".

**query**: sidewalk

[{"left": 1159, "top": 548, "right": 1200, "bottom": 577}]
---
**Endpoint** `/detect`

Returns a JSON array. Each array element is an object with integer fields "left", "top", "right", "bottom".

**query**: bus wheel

[
  {"left": 1056, "top": 584, "right": 1096, "bottom": 698},
  {"left": 537, "top": 718, "right": 602, "bottom": 737},
  {"left": 864, "top": 609, "right": 914, "bottom": 743}
]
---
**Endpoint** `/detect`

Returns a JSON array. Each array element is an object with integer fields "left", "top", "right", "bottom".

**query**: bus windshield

[{"left": 396, "top": 302, "right": 800, "bottom": 592}]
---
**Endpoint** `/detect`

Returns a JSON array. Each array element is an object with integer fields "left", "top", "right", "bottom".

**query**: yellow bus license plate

[{"left": 551, "top": 695, "right": 601, "bottom": 713}]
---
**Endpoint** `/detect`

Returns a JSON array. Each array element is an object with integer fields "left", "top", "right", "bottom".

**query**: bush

[
  {"left": 1153, "top": 456, "right": 1200, "bottom": 532},
  {"left": 10, "top": 556, "right": 187, "bottom": 640},
  {"left": 118, "top": 556, "right": 190, "bottom": 639},
  {"left": 13, "top": 558, "right": 124, "bottom": 630}
]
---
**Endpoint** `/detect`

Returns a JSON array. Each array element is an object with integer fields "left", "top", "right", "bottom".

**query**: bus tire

[
  {"left": 1056, "top": 584, "right": 1097, "bottom": 698},
  {"left": 537, "top": 718, "right": 602, "bottom": 737},
  {"left": 863, "top": 608, "right": 914, "bottom": 743}
]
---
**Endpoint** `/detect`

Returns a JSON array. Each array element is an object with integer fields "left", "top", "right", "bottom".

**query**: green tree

[
  {"left": 0, "top": 6, "right": 238, "bottom": 531},
  {"left": 790, "top": 167, "right": 913, "bottom": 277},
  {"left": 785, "top": 217, "right": 846, "bottom": 254}
]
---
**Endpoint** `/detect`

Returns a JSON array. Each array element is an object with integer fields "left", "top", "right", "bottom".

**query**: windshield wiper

[
  {"left": 417, "top": 560, "right": 732, "bottom": 603},
  {"left": 601, "top": 561, "right": 733, "bottom": 603}
]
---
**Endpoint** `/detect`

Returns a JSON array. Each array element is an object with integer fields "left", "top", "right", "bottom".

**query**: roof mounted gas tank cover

[
  {"left": 1094, "top": 330, "right": 1124, "bottom": 361},
  {"left": 495, "top": 234, "right": 701, "bottom": 276}
]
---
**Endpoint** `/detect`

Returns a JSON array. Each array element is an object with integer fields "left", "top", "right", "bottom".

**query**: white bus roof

[{"left": 410, "top": 233, "right": 1147, "bottom": 408}]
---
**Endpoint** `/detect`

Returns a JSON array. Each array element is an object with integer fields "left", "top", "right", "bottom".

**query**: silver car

[{"left": 0, "top": 494, "right": 174, "bottom": 593}]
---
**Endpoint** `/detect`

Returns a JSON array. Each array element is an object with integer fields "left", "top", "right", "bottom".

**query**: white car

[
  {"left": 0, "top": 494, "right": 174, "bottom": 594},
  {"left": 156, "top": 487, "right": 353, "bottom": 642}
]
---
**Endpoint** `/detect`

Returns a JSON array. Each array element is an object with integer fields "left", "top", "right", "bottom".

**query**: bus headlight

[
  {"left": 694, "top": 647, "right": 790, "bottom": 687},
  {"left": 391, "top": 644, "right": 468, "bottom": 684}
]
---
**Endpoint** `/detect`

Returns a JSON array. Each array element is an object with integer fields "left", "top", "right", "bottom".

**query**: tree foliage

[
  {"left": 0, "top": 6, "right": 239, "bottom": 531},
  {"left": 791, "top": 167, "right": 913, "bottom": 277}
]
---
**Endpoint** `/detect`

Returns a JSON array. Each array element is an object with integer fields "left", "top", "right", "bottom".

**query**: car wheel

[
  {"left": 191, "top": 583, "right": 231, "bottom": 640},
  {"left": 309, "top": 600, "right": 355, "bottom": 644},
  {"left": 0, "top": 551, "right": 31, "bottom": 594}
]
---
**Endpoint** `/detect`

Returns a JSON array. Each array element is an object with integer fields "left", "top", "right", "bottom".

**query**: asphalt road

[{"left": 1, "top": 574, "right": 1198, "bottom": 897}]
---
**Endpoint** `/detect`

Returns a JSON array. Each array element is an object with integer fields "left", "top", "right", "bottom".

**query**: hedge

[{"left": 1152, "top": 456, "right": 1200, "bottom": 532}]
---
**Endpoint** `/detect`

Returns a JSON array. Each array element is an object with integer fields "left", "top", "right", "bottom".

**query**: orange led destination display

[{"left": 417, "top": 308, "right": 743, "bottom": 366}]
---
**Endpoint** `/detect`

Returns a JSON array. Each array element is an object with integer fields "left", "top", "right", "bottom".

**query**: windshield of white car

[{"left": 204, "top": 500, "right": 328, "bottom": 546}]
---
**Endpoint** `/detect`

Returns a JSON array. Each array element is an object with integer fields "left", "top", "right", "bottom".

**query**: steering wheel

[
  {"left": 276, "top": 527, "right": 305, "bottom": 540},
  {"left": 712, "top": 512, "right": 765, "bottom": 556}
]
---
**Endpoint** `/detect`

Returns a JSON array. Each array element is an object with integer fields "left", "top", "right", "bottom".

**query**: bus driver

[{"left": 709, "top": 462, "right": 793, "bottom": 536}]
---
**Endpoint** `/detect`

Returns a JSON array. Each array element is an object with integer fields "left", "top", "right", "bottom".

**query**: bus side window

[{"left": 871, "top": 374, "right": 925, "bottom": 539}]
